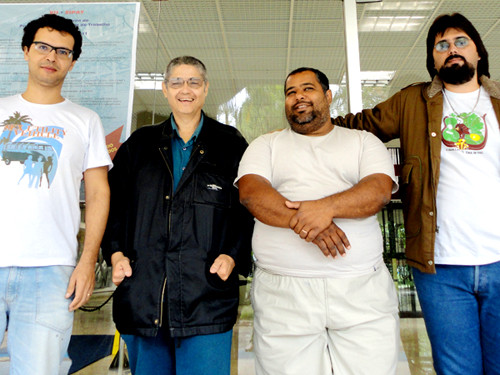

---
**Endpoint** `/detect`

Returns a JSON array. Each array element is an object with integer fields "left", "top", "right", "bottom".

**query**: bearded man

[
  {"left": 236, "top": 67, "right": 400, "bottom": 375},
  {"left": 333, "top": 13, "right": 500, "bottom": 375}
]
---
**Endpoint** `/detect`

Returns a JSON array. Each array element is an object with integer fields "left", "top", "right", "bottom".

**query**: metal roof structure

[{"left": 4, "top": 0, "right": 500, "bottom": 126}]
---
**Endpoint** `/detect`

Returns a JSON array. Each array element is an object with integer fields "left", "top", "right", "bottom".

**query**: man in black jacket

[{"left": 102, "top": 56, "right": 253, "bottom": 375}]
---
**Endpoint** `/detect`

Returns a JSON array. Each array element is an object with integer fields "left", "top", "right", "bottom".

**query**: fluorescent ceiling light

[
  {"left": 134, "top": 81, "right": 163, "bottom": 90},
  {"left": 136, "top": 72, "right": 164, "bottom": 81},
  {"left": 139, "top": 22, "right": 152, "bottom": 33},
  {"left": 341, "top": 71, "right": 395, "bottom": 86},
  {"left": 135, "top": 72, "right": 164, "bottom": 90},
  {"left": 359, "top": 16, "right": 425, "bottom": 32},
  {"left": 365, "top": 1, "right": 437, "bottom": 10}
]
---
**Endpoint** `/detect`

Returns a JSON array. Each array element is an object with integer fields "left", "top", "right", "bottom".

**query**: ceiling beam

[
  {"left": 141, "top": 2, "right": 174, "bottom": 65},
  {"left": 215, "top": 0, "right": 237, "bottom": 94},
  {"left": 285, "top": 0, "right": 295, "bottom": 75},
  {"left": 483, "top": 17, "right": 500, "bottom": 39},
  {"left": 391, "top": 0, "right": 446, "bottom": 85}
]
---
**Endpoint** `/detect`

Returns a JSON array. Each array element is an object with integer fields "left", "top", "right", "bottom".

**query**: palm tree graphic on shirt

[{"left": 0, "top": 111, "right": 32, "bottom": 145}]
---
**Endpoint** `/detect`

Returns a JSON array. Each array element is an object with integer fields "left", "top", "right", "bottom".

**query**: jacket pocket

[
  {"left": 112, "top": 258, "right": 163, "bottom": 332},
  {"left": 204, "top": 256, "right": 239, "bottom": 291},
  {"left": 400, "top": 156, "right": 423, "bottom": 237},
  {"left": 193, "top": 172, "right": 232, "bottom": 208}
]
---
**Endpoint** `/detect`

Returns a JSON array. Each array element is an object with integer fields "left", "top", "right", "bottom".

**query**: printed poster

[{"left": 0, "top": 2, "right": 140, "bottom": 159}]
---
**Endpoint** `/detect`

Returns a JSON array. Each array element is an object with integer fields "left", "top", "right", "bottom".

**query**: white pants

[{"left": 252, "top": 265, "right": 400, "bottom": 375}]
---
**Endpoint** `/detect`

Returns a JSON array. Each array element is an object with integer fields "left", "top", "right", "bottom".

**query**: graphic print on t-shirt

[
  {"left": 441, "top": 112, "right": 487, "bottom": 150},
  {"left": 0, "top": 111, "right": 64, "bottom": 189}
]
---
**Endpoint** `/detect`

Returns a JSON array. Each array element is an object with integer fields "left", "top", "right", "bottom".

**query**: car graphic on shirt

[
  {"left": 1, "top": 141, "right": 55, "bottom": 165},
  {"left": 1, "top": 113, "right": 64, "bottom": 189}
]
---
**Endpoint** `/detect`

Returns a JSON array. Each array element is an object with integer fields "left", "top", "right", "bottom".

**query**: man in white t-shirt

[
  {"left": 333, "top": 13, "right": 500, "bottom": 375},
  {"left": 0, "top": 14, "right": 111, "bottom": 374},
  {"left": 236, "top": 67, "right": 399, "bottom": 375}
]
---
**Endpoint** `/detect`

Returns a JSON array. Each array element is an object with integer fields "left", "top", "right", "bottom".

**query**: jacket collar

[
  {"left": 160, "top": 115, "right": 174, "bottom": 140},
  {"left": 160, "top": 111, "right": 211, "bottom": 138},
  {"left": 159, "top": 111, "right": 217, "bottom": 149},
  {"left": 480, "top": 76, "right": 500, "bottom": 99},
  {"left": 427, "top": 75, "right": 500, "bottom": 100}
]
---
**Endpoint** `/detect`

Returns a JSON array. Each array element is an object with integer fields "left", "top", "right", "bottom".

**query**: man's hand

[
  {"left": 111, "top": 252, "right": 133, "bottom": 286},
  {"left": 67, "top": 166, "right": 109, "bottom": 312},
  {"left": 286, "top": 199, "right": 334, "bottom": 242},
  {"left": 66, "top": 260, "right": 96, "bottom": 312},
  {"left": 313, "top": 222, "right": 351, "bottom": 258},
  {"left": 210, "top": 254, "right": 236, "bottom": 281}
]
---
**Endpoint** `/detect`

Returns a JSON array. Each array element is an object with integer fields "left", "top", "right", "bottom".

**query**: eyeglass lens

[
  {"left": 33, "top": 42, "right": 73, "bottom": 58},
  {"left": 435, "top": 37, "right": 469, "bottom": 52},
  {"left": 168, "top": 78, "right": 204, "bottom": 89}
]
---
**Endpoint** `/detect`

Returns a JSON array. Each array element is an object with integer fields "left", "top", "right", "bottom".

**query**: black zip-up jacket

[{"left": 102, "top": 114, "right": 254, "bottom": 338}]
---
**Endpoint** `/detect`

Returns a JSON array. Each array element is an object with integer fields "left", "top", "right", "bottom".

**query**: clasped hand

[{"left": 286, "top": 200, "right": 351, "bottom": 258}]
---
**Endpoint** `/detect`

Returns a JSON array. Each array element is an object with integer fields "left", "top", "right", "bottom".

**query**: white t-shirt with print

[
  {"left": 236, "top": 126, "right": 398, "bottom": 278},
  {"left": 435, "top": 87, "right": 500, "bottom": 265},
  {"left": 0, "top": 94, "right": 112, "bottom": 267}
]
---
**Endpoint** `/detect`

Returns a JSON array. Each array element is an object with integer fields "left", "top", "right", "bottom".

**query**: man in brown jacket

[{"left": 333, "top": 13, "right": 500, "bottom": 375}]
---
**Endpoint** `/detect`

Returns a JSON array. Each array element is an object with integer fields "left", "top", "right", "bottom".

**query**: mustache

[
  {"left": 293, "top": 101, "right": 312, "bottom": 110},
  {"left": 445, "top": 55, "right": 465, "bottom": 64}
]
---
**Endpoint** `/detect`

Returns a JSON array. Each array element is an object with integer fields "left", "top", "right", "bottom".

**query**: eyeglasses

[
  {"left": 434, "top": 36, "right": 470, "bottom": 53},
  {"left": 32, "top": 41, "right": 74, "bottom": 59},
  {"left": 166, "top": 77, "right": 205, "bottom": 89}
]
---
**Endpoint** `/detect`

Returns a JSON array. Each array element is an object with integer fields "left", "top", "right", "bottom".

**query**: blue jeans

[
  {"left": 0, "top": 266, "right": 74, "bottom": 375},
  {"left": 122, "top": 329, "right": 233, "bottom": 375},
  {"left": 413, "top": 261, "right": 500, "bottom": 375}
]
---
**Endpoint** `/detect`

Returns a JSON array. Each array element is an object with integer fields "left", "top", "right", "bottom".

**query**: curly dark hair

[{"left": 22, "top": 14, "right": 82, "bottom": 61}]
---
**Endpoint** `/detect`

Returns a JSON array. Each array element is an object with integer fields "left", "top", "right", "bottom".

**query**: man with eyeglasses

[
  {"left": 102, "top": 56, "right": 253, "bottom": 375},
  {"left": 0, "top": 13, "right": 111, "bottom": 374},
  {"left": 333, "top": 13, "right": 500, "bottom": 375}
]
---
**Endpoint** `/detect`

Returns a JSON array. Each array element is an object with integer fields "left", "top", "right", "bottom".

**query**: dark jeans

[{"left": 122, "top": 328, "right": 233, "bottom": 375}]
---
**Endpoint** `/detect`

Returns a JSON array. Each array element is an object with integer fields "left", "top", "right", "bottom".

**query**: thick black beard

[
  {"left": 438, "top": 62, "right": 476, "bottom": 85},
  {"left": 286, "top": 109, "right": 330, "bottom": 135}
]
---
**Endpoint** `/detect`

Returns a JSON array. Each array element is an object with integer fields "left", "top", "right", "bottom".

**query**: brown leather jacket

[{"left": 333, "top": 76, "right": 500, "bottom": 273}]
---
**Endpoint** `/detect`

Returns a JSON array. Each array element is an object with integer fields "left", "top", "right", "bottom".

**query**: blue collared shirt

[{"left": 171, "top": 114, "right": 204, "bottom": 191}]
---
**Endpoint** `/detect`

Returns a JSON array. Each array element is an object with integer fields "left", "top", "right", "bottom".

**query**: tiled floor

[
  {"left": 400, "top": 319, "right": 436, "bottom": 375},
  {"left": 0, "top": 287, "right": 436, "bottom": 375}
]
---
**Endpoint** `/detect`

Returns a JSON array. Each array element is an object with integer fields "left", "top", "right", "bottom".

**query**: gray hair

[{"left": 164, "top": 56, "right": 208, "bottom": 82}]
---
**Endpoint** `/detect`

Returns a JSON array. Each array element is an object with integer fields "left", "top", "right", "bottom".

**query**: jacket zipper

[
  {"left": 159, "top": 278, "right": 167, "bottom": 327},
  {"left": 158, "top": 146, "right": 174, "bottom": 328},
  {"left": 156, "top": 143, "right": 204, "bottom": 331}
]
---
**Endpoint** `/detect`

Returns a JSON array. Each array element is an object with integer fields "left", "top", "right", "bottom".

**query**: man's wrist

[
  {"left": 78, "top": 248, "right": 99, "bottom": 266},
  {"left": 319, "top": 196, "right": 336, "bottom": 219}
]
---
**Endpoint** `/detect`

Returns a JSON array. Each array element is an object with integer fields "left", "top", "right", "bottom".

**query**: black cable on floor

[{"left": 79, "top": 291, "right": 114, "bottom": 312}]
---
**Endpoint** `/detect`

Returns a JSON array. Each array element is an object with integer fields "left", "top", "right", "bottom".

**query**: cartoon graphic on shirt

[
  {"left": 1, "top": 111, "right": 63, "bottom": 189},
  {"left": 441, "top": 112, "right": 487, "bottom": 150}
]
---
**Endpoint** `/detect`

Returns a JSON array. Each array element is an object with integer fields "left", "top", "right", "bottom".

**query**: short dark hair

[
  {"left": 285, "top": 67, "right": 330, "bottom": 94},
  {"left": 22, "top": 14, "right": 83, "bottom": 61},
  {"left": 426, "top": 13, "right": 489, "bottom": 80},
  {"left": 165, "top": 56, "right": 208, "bottom": 82}
]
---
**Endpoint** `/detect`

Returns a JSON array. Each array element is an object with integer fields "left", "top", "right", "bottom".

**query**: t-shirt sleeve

[
  {"left": 83, "top": 112, "right": 113, "bottom": 171},
  {"left": 235, "top": 134, "right": 273, "bottom": 186},
  {"left": 359, "top": 131, "right": 399, "bottom": 193}
]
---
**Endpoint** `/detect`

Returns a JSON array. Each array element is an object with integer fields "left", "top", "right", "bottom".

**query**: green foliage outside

[{"left": 218, "top": 83, "right": 393, "bottom": 143}]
